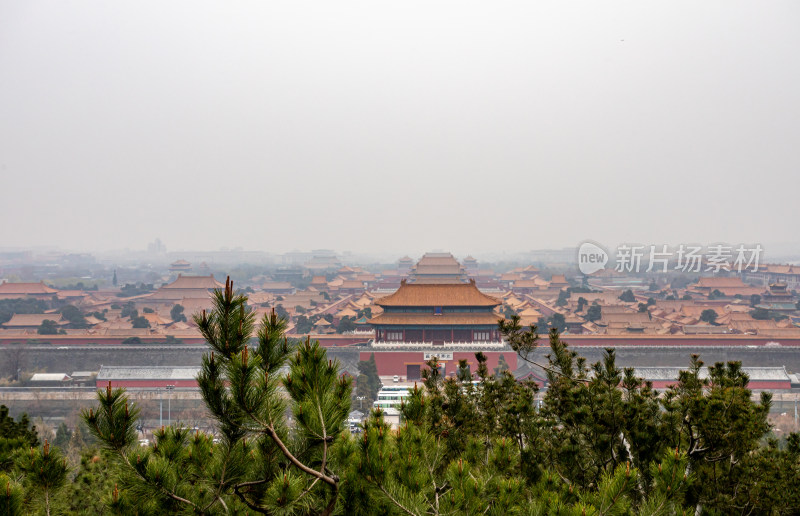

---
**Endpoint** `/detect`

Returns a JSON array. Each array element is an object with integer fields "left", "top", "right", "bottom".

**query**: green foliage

[
  {"left": 699, "top": 309, "right": 717, "bottom": 324},
  {"left": 0, "top": 298, "right": 50, "bottom": 325},
  {"left": 750, "top": 307, "right": 786, "bottom": 321},
  {"left": 117, "top": 283, "right": 154, "bottom": 298},
  {"left": 576, "top": 297, "right": 587, "bottom": 312},
  {"left": 49, "top": 281, "right": 99, "bottom": 290},
  {"left": 547, "top": 312, "right": 566, "bottom": 332},
  {"left": 274, "top": 304, "right": 289, "bottom": 320},
  {"left": 121, "top": 337, "right": 142, "bottom": 344},
  {"left": 0, "top": 406, "right": 39, "bottom": 472},
  {"left": 14, "top": 440, "right": 70, "bottom": 515},
  {"left": 131, "top": 316, "right": 150, "bottom": 329},
  {"left": 493, "top": 354, "right": 510, "bottom": 375},
  {"left": 53, "top": 423, "right": 71, "bottom": 450},
  {"left": 120, "top": 302, "right": 136, "bottom": 319},
  {"left": 169, "top": 304, "right": 186, "bottom": 322},
  {"left": 556, "top": 289, "right": 570, "bottom": 307},
  {"left": 295, "top": 314, "right": 313, "bottom": 334},
  {"left": 0, "top": 472, "right": 24, "bottom": 515},
  {"left": 90, "top": 310, "right": 107, "bottom": 321},
  {"left": 37, "top": 320, "right": 60, "bottom": 335},
  {"left": 586, "top": 303, "right": 602, "bottom": 322},
  {"left": 337, "top": 316, "right": 357, "bottom": 333},
  {"left": 357, "top": 353, "right": 382, "bottom": 406},
  {"left": 618, "top": 290, "right": 635, "bottom": 303},
  {"left": 708, "top": 289, "right": 724, "bottom": 300},
  {"left": 59, "top": 305, "right": 89, "bottom": 328},
  {"left": 78, "top": 284, "right": 800, "bottom": 515},
  {"left": 58, "top": 450, "right": 117, "bottom": 514},
  {"left": 83, "top": 279, "right": 352, "bottom": 514}
]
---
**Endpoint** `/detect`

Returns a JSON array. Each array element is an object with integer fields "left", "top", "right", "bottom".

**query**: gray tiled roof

[
  {"left": 97, "top": 366, "right": 201, "bottom": 381},
  {"left": 634, "top": 366, "right": 789, "bottom": 382}
]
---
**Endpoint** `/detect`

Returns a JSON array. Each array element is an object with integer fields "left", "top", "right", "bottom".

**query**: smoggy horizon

[{"left": 2, "top": 2, "right": 798, "bottom": 255}]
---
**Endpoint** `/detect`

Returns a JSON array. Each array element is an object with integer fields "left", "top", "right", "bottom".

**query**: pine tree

[
  {"left": 0, "top": 473, "right": 24, "bottom": 515},
  {"left": 82, "top": 277, "right": 352, "bottom": 514},
  {"left": 15, "top": 440, "right": 69, "bottom": 516},
  {"left": 357, "top": 353, "right": 382, "bottom": 400}
]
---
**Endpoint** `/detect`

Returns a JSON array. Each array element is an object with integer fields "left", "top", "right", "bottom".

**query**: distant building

[
  {"left": 370, "top": 279, "right": 502, "bottom": 345},
  {"left": 262, "top": 281, "right": 296, "bottom": 295},
  {"left": 0, "top": 281, "right": 59, "bottom": 300},
  {"left": 310, "top": 276, "right": 328, "bottom": 290},
  {"left": 3, "top": 313, "right": 66, "bottom": 332},
  {"left": 689, "top": 277, "right": 762, "bottom": 298},
  {"left": 273, "top": 266, "right": 305, "bottom": 283},
  {"left": 29, "top": 373, "right": 72, "bottom": 386},
  {"left": 144, "top": 274, "right": 224, "bottom": 305},
  {"left": 397, "top": 256, "right": 414, "bottom": 275},
  {"left": 756, "top": 283, "right": 797, "bottom": 312},
  {"left": 304, "top": 250, "right": 341, "bottom": 272},
  {"left": 744, "top": 264, "right": 800, "bottom": 289},
  {"left": 169, "top": 259, "right": 192, "bottom": 273},
  {"left": 463, "top": 256, "right": 478, "bottom": 275},
  {"left": 409, "top": 252, "right": 467, "bottom": 284},
  {"left": 96, "top": 366, "right": 201, "bottom": 388},
  {"left": 147, "top": 238, "right": 167, "bottom": 254}
]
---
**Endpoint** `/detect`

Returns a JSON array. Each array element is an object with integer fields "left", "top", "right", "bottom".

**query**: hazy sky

[{"left": 1, "top": 1, "right": 798, "bottom": 256}]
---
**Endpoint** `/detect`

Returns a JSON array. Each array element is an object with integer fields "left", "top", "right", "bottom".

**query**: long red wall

[
  {"left": 0, "top": 336, "right": 206, "bottom": 345},
  {"left": 360, "top": 351, "right": 517, "bottom": 377},
  {"left": 561, "top": 335, "right": 800, "bottom": 347}
]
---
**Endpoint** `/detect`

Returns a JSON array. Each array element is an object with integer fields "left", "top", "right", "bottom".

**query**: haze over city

[
  {"left": 4, "top": 2, "right": 800, "bottom": 514},
  {"left": 2, "top": 1, "right": 799, "bottom": 255}
]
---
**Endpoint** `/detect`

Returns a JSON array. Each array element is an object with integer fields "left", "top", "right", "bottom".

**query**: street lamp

[
  {"left": 356, "top": 396, "right": 365, "bottom": 409},
  {"left": 165, "top": 385, "right": 175, "bottom": 425}
]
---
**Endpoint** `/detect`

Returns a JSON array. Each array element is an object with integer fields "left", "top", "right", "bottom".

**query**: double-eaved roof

[
  {"left": 375, "top": 280, "right": 500, "bottom": 308},
  {"left": 370, "top": 313, "right": 501, "bottom": 326}
]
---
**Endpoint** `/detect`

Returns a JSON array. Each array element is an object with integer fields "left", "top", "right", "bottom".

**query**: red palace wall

[
  {"left": 562, "top": 335, "right": 800, "bottom": 347},
  {"left": 360, "top": 350, "right": 518, "bottom": 378},
  {"left": 0, "top": 336, "right": 206, "bottom": 345}
]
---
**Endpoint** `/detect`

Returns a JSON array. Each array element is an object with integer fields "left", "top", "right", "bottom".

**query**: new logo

[{"left": 577, "top": 241, "right": 608, "bottom": 275}]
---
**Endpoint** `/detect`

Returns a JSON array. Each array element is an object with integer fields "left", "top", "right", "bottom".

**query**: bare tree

[{"left": 2, "top": 343, "right": 27, "bottom": 381}]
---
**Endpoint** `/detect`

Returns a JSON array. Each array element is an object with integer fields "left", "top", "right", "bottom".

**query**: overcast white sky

[{"left": 1, "top": 1, "right": 798, "bottom": 256}]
